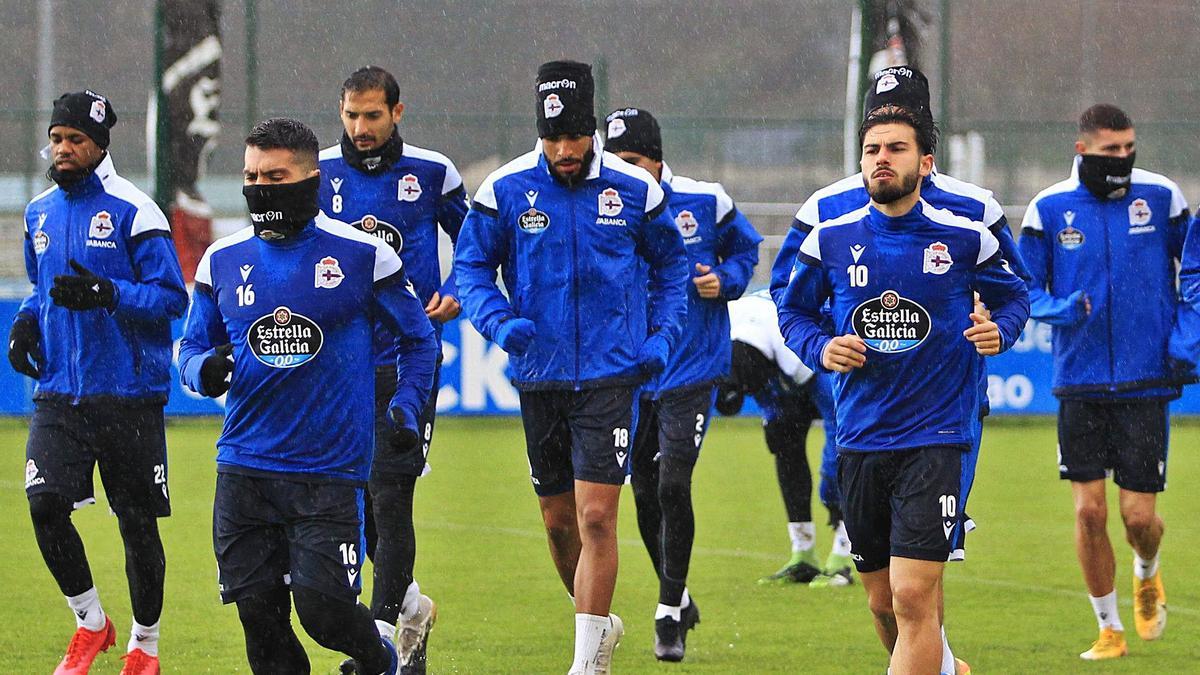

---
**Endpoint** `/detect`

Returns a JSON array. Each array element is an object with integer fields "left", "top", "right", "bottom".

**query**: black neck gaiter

[
  {"left": 1078, "top": 153, "right": 1136, "bottom": 200},
  {"left": 243, "top": 176, "right": 321, "bottom": 240},
  {"left": 340, "top": 127, "right": 404, "bottom": 173}
]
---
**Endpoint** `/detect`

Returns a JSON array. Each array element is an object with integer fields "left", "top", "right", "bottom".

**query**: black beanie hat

[
  {"left": 48, "top": 90, "right": 118, "bottom": 149},
  {"left": 863, "top": 66, "right": 931, "bottom": 121},
  {"left": 535, "top": 60, "right": 596, "bottom": 138},
  {"left": 603, "top": 108, "right": 663, "bottom": 161}
]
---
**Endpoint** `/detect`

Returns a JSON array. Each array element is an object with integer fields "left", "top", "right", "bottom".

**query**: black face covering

[
  {"left": 340, "top": 126, "right": 404, "bottom": 173},
  {"left": 1078, "top": 152, "right": 1136, "bottom": 200},
  {"left": 243, "top": 176, "right": 320, "bottom": 240}
]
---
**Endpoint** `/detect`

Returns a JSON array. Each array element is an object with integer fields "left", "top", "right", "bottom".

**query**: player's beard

[
  {"left": 46, "top": 155, "right": 102, "bottom": 188},
  {"left": 550, "top": 148, "right": 594, "bottom": 188},
  {"left": 865, "top": 169, "right": 920, "bottom": 205}
]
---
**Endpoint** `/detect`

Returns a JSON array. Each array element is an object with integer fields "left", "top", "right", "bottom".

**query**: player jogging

[
  {"left": 179, "top": 118, "right": 438, "bottom": 675},
  {"left": 12, "top": 90, "right": 187, "bottom": 675},
  {"left": 455, "top": 61, "right": 688, "bottom": 675},
  {"left": 778, "top": 106, "right": 1029, "bottom": 674},
  {"left": 319, "top": 65, "right": 469, "bottom": 674},
  {"left": 715, "top": 291, "right": 854, "bottom": 587},
  {"left": 1019, "top": 103, "right": 1194, "bottom": 660},
  {"left": 604, "top": 106, "right": 762, "bottom": 662}
]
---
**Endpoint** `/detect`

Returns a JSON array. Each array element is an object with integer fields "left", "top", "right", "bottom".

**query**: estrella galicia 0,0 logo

[{"left": 851, "top": 289, "right": 931, "bottom": 353}]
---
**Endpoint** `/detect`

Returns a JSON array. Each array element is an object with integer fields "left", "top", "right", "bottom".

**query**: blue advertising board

[{"left": 1, "top": 298, "right": 1197, "bottom": 416}]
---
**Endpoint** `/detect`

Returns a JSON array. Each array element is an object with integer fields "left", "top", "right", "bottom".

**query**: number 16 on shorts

[{"left": 340, "top": 542, "right": 362, "bottom": 589}]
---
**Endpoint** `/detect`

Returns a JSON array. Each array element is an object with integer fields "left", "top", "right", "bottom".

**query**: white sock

[
  {"left": 128, "top": 621, "right": 159, "bottom": 657},
  {"left": 1089, "top": 591, "right": 1124, "bottom": 631},
  {"left": 66, "top": 587, "right": 105, "bottom": 632},
  {"left": 572, "top": 613, "right": 610, "bottom": 673},
  {"left": 375, "top": 619, "right": 396, "bottom": 641},
  {"left": 788, "top": 522, "right": 816, "bottom": 553},
  {"left": 832, "top": 521, "right": 852, "bottom": 557},
  {"left": 400, "top": 580, "right": 422, "bottom": 622},
  {"left": 940, "top": 626, "right": 955, "bottom": 675},
  {"left": 654, "top": 603, "right": 681, "bottom": 621},
  {"left": 654, "top": 587, "right": 690, "bottom": 622},
  {"left": 1134, "top": 553, "right": 1159, "bottom": 580}
]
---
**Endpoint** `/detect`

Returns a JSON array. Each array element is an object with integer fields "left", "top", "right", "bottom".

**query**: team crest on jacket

[
  {"left": 397, "top": 174, "right": 423, "bottom": 202},
  {"left": 248, "top": 306, "right": 323, "bottom": 368},
  {"left": 598, "top": 188, "right": 624, "bottom": 217},
  {"left": 543, "top": 94, "right": 564, "bottom": 118},
  {"left": 353, "top": 214, "right": 403, "bottom": 253},
  {"left": 1058, "top": 226, "right": 1084, "bottom": 250},
  {"left": 675, "top": 210, "right": 699, "bottom": 237},
  {"left": 519, "top": 208, "right": 550, "bottom": 233},
  {"left": 1128, "top": 198, "right": 1155, "bottom": 233},
  {"left": 89, "top": 211, "right": 115, "bottom": 239},
  {"left": 33, "top": 230, "right": 50, "bottom": 255},
  {"left": 314, "top": 256, "right": 345, "bottom": 289},
  {"left": 922, "top": 241, "right": 953, "bottom": 275},
  {"left": 852, "top": 290, "right": 931, "bottom": 353}
]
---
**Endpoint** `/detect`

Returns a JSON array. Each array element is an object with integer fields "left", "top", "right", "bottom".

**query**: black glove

[
  {"left": 390, "top": 427, "right": 420, "bottom": 453},
  {"left": 1167, "top": 357, "right": 1199, "bottom": 386},
  {"left": 386, "top": 405, "right": 420, "bottom": 453},
  {"left": 8, "top": 313, "right": 42, "bottom": 380},
  {"left": 50, "top": 259, "right": 115, "bottom": 311},
  {"left": 714, "top": 384, "right": 745, "bottom": 416},
  {"left": 200, "top": 344, "right": 235, "bottom": 397}
]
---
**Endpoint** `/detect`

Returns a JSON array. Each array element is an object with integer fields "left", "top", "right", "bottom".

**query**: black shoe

[
  {"left": 654, "top": 599, "right": 701, "bottom": 662},
  {"left": 760, "top": 560, "right": 823, "bottom": 584}
]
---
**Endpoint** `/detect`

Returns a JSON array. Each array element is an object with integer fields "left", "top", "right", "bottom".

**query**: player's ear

[
  {"left": 308, "top": 167, "right": 320, "bottom": 180},
  {"left": 919, "top": 153, "right": 934, "bottom": 177},
  {"left": 392, "top": 102, "right": 405, "bottom": 125}
]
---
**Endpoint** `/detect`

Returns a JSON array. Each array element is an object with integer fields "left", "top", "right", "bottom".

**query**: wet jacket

[
  {"left": 455, "top": 135, "right": 688, "bottom": 390},
  {"left": 18, "top": 154, "right": 187, "bottom": 403},
  {"left": 1019, "top": 158, "right": 1191, "bottom": 398}
]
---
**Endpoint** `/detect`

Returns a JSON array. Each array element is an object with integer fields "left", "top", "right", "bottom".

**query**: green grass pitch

[{"left": 1, "top": 415, "right": 1198, "bottom": 672}]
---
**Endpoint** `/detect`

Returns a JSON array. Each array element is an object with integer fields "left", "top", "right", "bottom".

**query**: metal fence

[{"left": 4, "top": 106, "right": 1199, "bottom": 284}]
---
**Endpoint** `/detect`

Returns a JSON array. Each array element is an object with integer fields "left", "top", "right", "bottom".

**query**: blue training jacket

[
  {"left": 779, "top": 200, "right": 1029, "bottom": 452},
  {"left": 770, "top": 168, "right": 1027, "bottom": 416},
  {"left": 1019, "top": 158, "right": 1192, "bottom": 398},
  {"left": 179, "top": 214, "right": 438, "bottom": 483},
  {"left": 18, "top": 153, "right": 187, "bottom": 403},
  {"left": 643, "top": 164, "right": 762, "bottom": 396},
  {"left": 455, "top": 135, "right": 689, "bottom": 390},
  {"left": 318, "top": 137, "right": 469, "bottom": 365}
]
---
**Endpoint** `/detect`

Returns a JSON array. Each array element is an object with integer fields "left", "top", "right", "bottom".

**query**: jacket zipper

[
  {"left": 1102, "top": 202, "right": 1116, "bottom": 387},
  {"left": 65, "top": 195, "right": 78, "bottom": 396},
  {"left": 571, "top": 194, "right": 581, "bottom": 389}
]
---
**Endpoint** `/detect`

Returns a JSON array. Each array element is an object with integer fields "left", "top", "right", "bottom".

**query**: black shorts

[
  {"left": 372, "top": 363, "right": 441, "bottom": 479},
  {"left": 519, "top": 386, "right": 638, "bottom": 496},
  {"left": 633, "top": 384, "right": 716, "bottom": 466},
  {"left": 213, "top": 471, "right": 367, "bottom": 604},
  {"left": 838, "top": 445, "right": 963, "bottom": 573},
  {"left": 25, "top": 399, "right": 170, "bottom": 518},
  {"left": 1058, "top": 399, "right": 1169, "bottom": 492}
]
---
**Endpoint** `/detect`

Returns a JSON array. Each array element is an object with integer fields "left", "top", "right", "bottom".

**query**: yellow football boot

[{"left": 1079, "top": 627, "right": 1127, "bottom": 660}]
